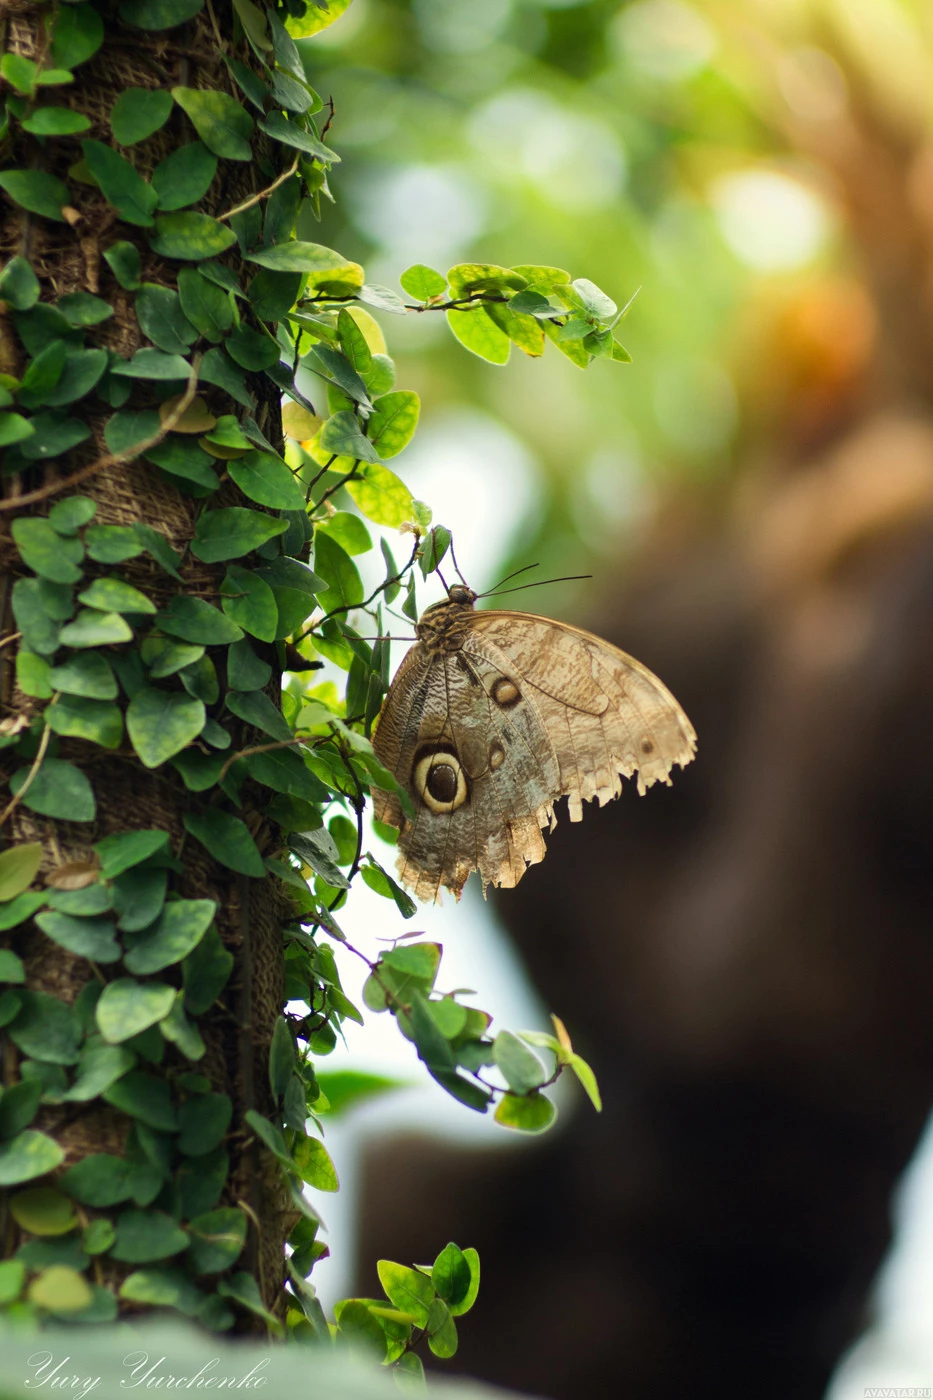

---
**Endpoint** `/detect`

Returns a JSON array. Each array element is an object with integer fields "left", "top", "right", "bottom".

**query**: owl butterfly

[{"left": 372, "top": 582, "right": 697, "bottom": 903}]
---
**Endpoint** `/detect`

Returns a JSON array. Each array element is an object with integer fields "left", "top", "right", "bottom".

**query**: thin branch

[
  {"left": 216, "top": 735, "right": 314, "bottom": 787},
  {"left": 0, "top": 718, "right": 51, "bottom": 829},
  {"left": 218, "top": 158, "right": 299, "bottom": 223},
  {"left": 0, "top": 356, "right": 202, "bottom": 514},
  {"left": 298, "top": 537, "right": 420, "bottom": 641},
  {"left": 0, "top": 633, "right": 21, "bottom": 652},
  {"left": 310, "top": 459, "right": 361, "bottom": 512}
]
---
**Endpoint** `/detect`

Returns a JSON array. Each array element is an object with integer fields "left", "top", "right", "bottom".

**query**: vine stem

[
  {"left": 218, "top": 158, "right": 299, "bottom": 223},
  {"left": 0, "top": 716, "right": 51, "bottom": 829},
  {"left": 0, "top": 356, "right": 202, "bottom": 514}
]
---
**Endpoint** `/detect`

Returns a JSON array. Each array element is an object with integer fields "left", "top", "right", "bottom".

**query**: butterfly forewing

[{"left": 372, "top": 599, "right": 697, "bottom": 902}]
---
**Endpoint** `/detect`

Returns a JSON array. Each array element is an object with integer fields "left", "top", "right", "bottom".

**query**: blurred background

[{"left": 297, "top": 1, "right": 933, "bottom": 1396}]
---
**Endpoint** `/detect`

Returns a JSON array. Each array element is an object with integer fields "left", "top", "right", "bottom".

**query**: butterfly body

[{"left": 372, "top": 585, "right": 696, "bottom": 902}]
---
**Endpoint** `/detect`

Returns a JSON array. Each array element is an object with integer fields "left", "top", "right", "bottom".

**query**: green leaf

[
  {"left": 219, "top": 566, "right": 278, "bottom": 642},
  {"left": 140, "top": 635, "right": 205, "bottom": 679},
  {"left": 10, "top": 1185, "right": 74, "bottom": 1240},
  {"left": 16, "top": 650, "right": 52, "bottom": 699},
  {"left": 11, "top": 578, "right": 68, "bottom": 655},
  {"left": 134, "top": 523, "right": 182, "bottom": 579},
  {"left": 0, "top": 1132, "right": 65, "bottom": 1186},
  {"left": 183, "top": 925, "right": 233, "bottom": 1015},
  {"left": 156, "top": 595, "right": 243, "bottom": 645},
  {"left": 224, "top": 325, "right": 279, "bottom": 371},
  {"left": 95, "top": 979, "right": 176, "bottom": 1043},
  {"left": 316, "top": 512, "right": 372, "bottom": 558},
  {"left": 486, "top": 299, "right": 545, "bottom": 356},
  {"left": 1, "top": 54, "right": 38, "bottom": 94},
  {"left": 246, "top": 240, "right": 356, "bottom": 275},
  {"left": 565, "top": 1051, "right": 602, "bottom": 1112},
  {"left": 58, "top": 609, "right": 133, "bottom": 647},
  {"left": 227, "top": 639, "right": 272, "bottom": 692},
  {"left": 118, "top": 0, "right": 205, "bottom": 30},
  {"left": 494, "top": 1090, "right": 556, "bottom": 1133},
  {"left": 10, "top": 759, "right": 95, "bottom": 822},
  {"left": 31, "top": 347, "right": 108, "bottom": 409},
  {"left": 150, "top": 212, "right": 237, "bottom": 260},
  {"left": 34, "top": 909, "right": 120, "bottom": 962},
  {"left": 426, "top": 1298, "right": 458, "bottom": 1358},
  {"left": 0, "top": 412, "right": 33, "bottom": 447},
  {"left": 345, "top": 463, "right": 414, "bottom": 528},
  {"left": 22, "top": 107, "right": 91, "bottom": 136},
  {"left": 48, "top": 885, "right": 112, "bottom": 916},
  {"left": 183, "top": 810, "right": 266, "bottom": 878},
  {"left": 46, "top": 695, "right": 124, "bottom": 750},
  {"left": 177, "top": 1093, "right": 232, "bottom": 1156},
  {"left": 367, "top": 390, "right": 420, "bottom": 459},
  {"left": 123, "top": 899, "right": 214, "bottom": 974},
  {"left": 127, "top": 687, "right": 206, "bottom": 768},
  {"left": 314, "top": 531, "right": 363, "bottom": 613},
  {"left": 11, "top": 518, "right": 83, "bottom": 584},
  {"left": 172, "top": 87, "right": 254, "bottom": 161},
  {"left": 431, "top": 1242, "right": 472, "bottom": 1308},
  {"left": 145, "top": 437, "right": 220, "bottom": 493},
  {"left": 103, "top": 407, "right": 160, "bottom": 457},
  {"left": 186, "top": 1207, "right": 246, "bottom": 1274},
  {"left": 399, "top": 264, "right": 447, "bottom": 301},
  {"left": 151, "top": 141, "right": 217, "bottom": 211},
  {"left": 318, "top": 410, "right": 381, "bottom": 463},
  {"left": 361, "top": 862, "right": 417, "bottom": 919},
  {"left": 197, "top": 346, "right": 253, "bottom": 407},
  {"left": 113, "top": 866, "right": 168, "bottom": 933},
  {"left": 246, "top": 748, "right": 326, "bottom": 803},
  {"left": 8, "top": 991, "right": 82, "bottom": 1065},
  {"left": 48, "top": 496, "right": 96, "bottom": 533},
  {"left": 0, "top": 843, "right": 42, "bottom": 902},
  {"left": 112, "top": 347, "right": 191, "bottom": 380},
  {"left": 446, "top": 306, "right": 511, "bottom": 364},
  {"left": 110, "top": 88, "right": 174, "bottom": 145},
  {"left": 177, "top": 267, "right": 234, "bottom": 342},
  {"left": 0, "top": 256, "right": 40, "bottom": 311},
  {"left": 0, "top": 891, "right": 48, "bottom": 932},
  {"left": 111, "top": 1209, "right": 188, "bottom": 1263},
  {"left": 104, "top": 1070, "right": 177, "bottom": 1130},
  {"left": 119, "top": 1267, "right": 203, "bottom": 1310},
  {"left": 227, "top": 450, "right": 306, "bottom": 510},
  {"left": 85, "top": 524, "right": 146, "bottom": 564},
  {"left": 18, "top": 413, "right": 90, "bottom": 463},
  {"left": 0, "top": 1259, "right": 25, "bottom": 1304},
  {"left": 82, "top": 140, "right": 158, "bottom": 227},
  {"left": 60, "top": 1153, "right": 133, "bottom": 1206},
  {"left": 103, "top": 240, "right": 142, "bottom": 289},
  {"left": 257, "top": 111, "right": 338, "bottom": 164},
  {"left": 191, "top": 507, "right": 288, "bottom": 563},
  {"left": 95, "top": 829, "right": 169, "bottom": 879},
  {"left": 51, "top": 5, "right": 105, "bottom": 68},
  {"left": 0, "top": 949, "right": 26, "bottom": 983},
  {"left": 376, "top": 1260, "right": 434, "bottom": 1329},
  {"left": 268, "top": 1017, "right": 293, "bottom": 1103},
  {"left": 78, "top": 576, "right": 156, "bottom": 615},
  {"left": 57, "top": 293, "right": 112, "bottom": 329},
  {"left": 292, "top": 1135, "right": 338, "bottom": 1192},
  {"left": 0, "top": 170, "right": 69, "bottom": 222},
  {"left": 492, "top": 1030, "right": 547, "bottom": 1093},
  {"left": 134, "top": 283, "right": 198, "bottom": 355}
]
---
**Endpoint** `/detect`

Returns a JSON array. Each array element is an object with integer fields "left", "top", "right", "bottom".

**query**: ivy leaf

[
  {"left": 172, "top": 87, "right": 254, "bottom": 160},
  {"left": 345, "top": 464, "right": 414, "bottom": 529},
  {"left": 123, "top": 900, "right": 215, "bottom": 975},
  {"left": 135, "top": 284, "right": 198, "bottom": 355},
  {"left": 399, "top": 264, "right": 447, "bottom": 301},
  {"left": 126, "top": 687, "right": 206, "bottom": 768},
  {"left": 18, "top": 414, "right": 91, "bottom": 463},
  {"left": 446, "top": 306, "right": 511, "bottom": 365},
  {"left": 49, "top": 651, "right": 117, "bottom": 699},
  {"left": 0, "top": 1132, "right": 65, "bottom": 1186},
  {"left": 78, "top": 577, "right": 156, "bottom": 615},
  {"left": 22, "top": 108, "right": 91, "bottom": 137},
  {"left": 58, "top": 609, "right": 133, "bottom": 647},
  {"left": 82, "top": 140, "right": 158, "bottom": 227},
  {"left": 246, "top": 240, "right": 357, "bottom": 276},
  {"left": 0, "top": 256, "right": 40, "bottom": 311},
  {"left": 492, "top": 1030, "right": 547, "bottom": 1094},
  {"left": 367, "top": 391, "right": 420, "bottom": 459},
  {"left": 111, "top": 348, "right": 191, "bottom": 380},
  {"left": 219, "top": 566, "right": 278, "bottom": 642},
  {"left": 156, "top": 596, "right": 243, "bottom": 645},
  {"left": 46, "top": 695, "right": 124, "bottom": 750},
  {"left": 118, "top": 0, "right": 205, "bottom": 30},
  {"left": 11, "top": 518, "right": 83, "bottom": 584},
  {"left": 48, "top": 496, "right": 96, "bottom": 533},
  {"left": 197, "top": 347, "right": 253, "bottom": 408},
  {"left": 0, "top": 844, "right": 43, "bottom": 902},
  {"left": 177, "top": 268, "right": 234, "bottom": 342},
  {"left": 111, "top": 88, "right": 174, "bottom": 145},
  {"left": 318, "top": 411, "right": 381, "bottom": 463},
  {"left": 227, "top": 451, "right": 306, "bottom": 510},
  {"left": 292, "top": 1136, "right": 339, "bottom": 1192},
  {"left": 51, "top": 5, "right": 105, "bottom": 68},
  {"left": 150, "top": 213, "right": 237, "bottom": 260},
  {"left": 190, "top": 507, "right": 288, "bottom": 563},
  {"left": 0, "top": 170, "right": 70, "bottom": 222},
  {"left": 10, "top": 759, "right": 95, "bottom": 822},
  {"left": 493, "top": 1091, "right": 556, "bottom": 1133},
  {"left": 110, "top": 1210, "right": 189, "bottom": 1263},
  {"left": 376, "top": 1261, "right": 434, "bottom": 1329},
  {"left": 96, "top": 979, "right": 176, "bottom": 1043},
  {"left": 183, "top": 810, "right": 266, "bottom": 878},
  {"left": 95, "top": 829, "right": 170, "bottom": 880},
  {"left": 35, "top": 911, "right": 121, "bottom": 964},
  {"left": 313, "top": 531, "right": 363, "bottom": 613},
  {"left": 151, "top": 142, "right": 217, "bottom": 212},
  {"left": 186, "top": 1207, "right": 246, "bottom": 1273},
  {"left": 103, "top": 240, "right": 142, "bottom": 290}
]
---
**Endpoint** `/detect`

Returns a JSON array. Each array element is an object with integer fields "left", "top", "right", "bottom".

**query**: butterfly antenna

[
  {"left": 481, "top": 574, "right": 592, "bottom": 599},
  {"left": 449, "top": 539, "right": 469, "bottom": 588},
  {"left": 477, "top": 562, "right": 540, "bottom": 598}
]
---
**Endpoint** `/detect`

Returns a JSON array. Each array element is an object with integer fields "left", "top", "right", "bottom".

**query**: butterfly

[{"left": 372, "top": 583, "right": 697, "bottom": 903}]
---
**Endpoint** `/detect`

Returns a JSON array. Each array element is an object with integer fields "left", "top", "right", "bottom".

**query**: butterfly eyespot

[
  {"left": 413, "top": 748, "right": 469, "bottom": 814},
  {"left": 641, "top": 739, "right": 655, "bottom": 755},
  {"left": 489, "top": 742, "right": 505, "bottom": 770},
  {"left": 491, "top": 677, "right": 521, "bottom": 708}
]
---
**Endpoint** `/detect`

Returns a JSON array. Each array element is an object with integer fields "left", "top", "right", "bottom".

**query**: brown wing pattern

[{"left": 372, "top": 610, "right": 697, "bottom": 902}]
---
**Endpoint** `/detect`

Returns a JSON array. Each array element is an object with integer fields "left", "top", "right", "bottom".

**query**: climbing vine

[{"left": 0, "top": 0, "right": 624, "bottom": 1374}]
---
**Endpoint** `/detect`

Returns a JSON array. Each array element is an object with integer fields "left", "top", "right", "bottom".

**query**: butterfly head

[{"left": 447, "top": 584, "right": 477, "bottom": 607}]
